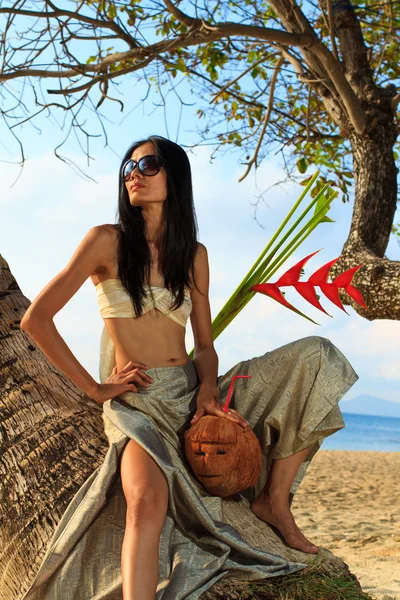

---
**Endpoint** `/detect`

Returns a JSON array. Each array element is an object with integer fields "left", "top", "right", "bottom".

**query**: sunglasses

[{"left": 122, "top": 154, "right": 164, "bottom": 181}]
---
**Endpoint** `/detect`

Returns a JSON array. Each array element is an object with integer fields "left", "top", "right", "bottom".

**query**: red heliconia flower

[{"left": 251, "top": 249, "right": 367, "bottom": 319}]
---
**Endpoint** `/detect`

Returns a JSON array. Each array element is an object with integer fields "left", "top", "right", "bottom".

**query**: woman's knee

[
  {"left": 120, "top": 439, "right": 169, "bottom": 526},
  {"left": 125, "top": 489, "right": 168, "bottom": 527},
  {"left": 300, "top": 335, "right": 332, "bottom": 354}
]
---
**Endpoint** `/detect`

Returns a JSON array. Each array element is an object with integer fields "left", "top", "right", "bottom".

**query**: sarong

[{"left": 21, "top": 331, "right": 359, "bottom": 600}]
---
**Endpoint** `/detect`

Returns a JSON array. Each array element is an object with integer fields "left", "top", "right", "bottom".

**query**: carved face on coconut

[{"left": 184, "top": 415, "right": 262, "bottom": 498}]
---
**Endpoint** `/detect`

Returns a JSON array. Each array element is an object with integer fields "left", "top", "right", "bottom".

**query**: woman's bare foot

[{"left": 250, "top": 490, "right": 319, "bottom": 554}]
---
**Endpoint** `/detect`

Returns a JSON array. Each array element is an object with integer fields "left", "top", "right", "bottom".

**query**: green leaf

[
  {"left": 107, "top": 4, "right": 116, "bottom": 19},
  {"left": 297, "top": 157, "right": 308, "bottom": 174},
  {"left": 300, "top": 175, "right": 313, "bottom": 186}
]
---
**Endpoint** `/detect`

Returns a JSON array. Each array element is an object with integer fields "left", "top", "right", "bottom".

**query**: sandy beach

[{"left": 291, "top": 450, "right": 400, "bottom": 600}]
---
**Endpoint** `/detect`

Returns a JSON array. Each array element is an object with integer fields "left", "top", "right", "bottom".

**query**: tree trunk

[
  {"left": 266, "top": 0, "right": 400, "bottom": 320},
  {"left": 329, "top": 95, "right": 400, "bottom": 320},
  {"left": 0, "top": 255, "right": 107, "bottom": 599},
  {"left": 0, "top": 255, "right": 370, "bottom": 599},
  {"left": 326, "top": 0, "right": 400, "bottom": 319}
]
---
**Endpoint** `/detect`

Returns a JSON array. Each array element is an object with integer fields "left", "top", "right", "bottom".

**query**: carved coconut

[{"left": 184, "top": 415, "right": 262, "bottom": 498}]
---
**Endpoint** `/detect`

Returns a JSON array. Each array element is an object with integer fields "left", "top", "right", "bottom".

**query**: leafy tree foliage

[{"left": 1, "top": 0, "right": 399, "bottom": 318}]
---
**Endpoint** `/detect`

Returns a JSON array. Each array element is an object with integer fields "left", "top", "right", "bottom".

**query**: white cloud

[
  {"left": 324, "top": 318, "right": 400, "bottom": 359},
  {"left": 379, "top": 359, "right": 400, "bottom": 380}
]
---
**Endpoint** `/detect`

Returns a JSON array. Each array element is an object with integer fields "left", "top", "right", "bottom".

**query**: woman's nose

[
  {"left": 128, "top": 168, "right": 140, "bottom": 180},
  {"left": 127, "top": 162, "right": 143, "bottom": 180}
]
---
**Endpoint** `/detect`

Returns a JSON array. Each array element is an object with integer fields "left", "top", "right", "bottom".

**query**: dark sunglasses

[{"left": 122, "top": 155, "right": 164, "bottom": 181}]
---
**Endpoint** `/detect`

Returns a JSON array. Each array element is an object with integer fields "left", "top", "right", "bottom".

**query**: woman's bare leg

[
  {"left": 121, "top": 521, "right": 164, "bottom": 600},
  {"left": 250, "top": 446, "right": 319, "bottom": 554},
  {"left": 120, "top": 439, "right": 169, "bottom": 600}
]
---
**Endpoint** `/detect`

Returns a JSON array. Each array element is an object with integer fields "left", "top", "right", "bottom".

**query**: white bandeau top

[{"left": 95, "top": 279, "right": 192, "bottom": 328}]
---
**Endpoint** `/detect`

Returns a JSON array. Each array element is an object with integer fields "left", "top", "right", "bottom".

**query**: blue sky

[{"left": 1, "top": 74, "right": 399, "bottom": 414}]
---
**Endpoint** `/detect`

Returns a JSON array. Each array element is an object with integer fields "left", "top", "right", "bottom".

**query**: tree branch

[
  {"left": 0, "top": 2, "right": 136, "bottom": 48},
  {"left": 268, "top": 0, "right": 367, "bottom": 133},
  {"left": 327, "top": 0, "right": 340, "bottom": 62},
  {"left": 209, "top": 51, "right": 274, "bottom": 104},
  {"left": 238, "top": 56, "right": 285, "bottom": 182},
  {"left": 0, "top": 18, "right": 316, "bottom": 95},
  {"left": 162, "top": 0, "right": 198, "bottom": 27},
  {"left": 391, "top": 93, "right": 400, "bottom": 112}
]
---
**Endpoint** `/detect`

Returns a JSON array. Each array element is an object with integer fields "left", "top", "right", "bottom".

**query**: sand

[{"left": 291, "top": 450, "right": 400, "bottom": 600}]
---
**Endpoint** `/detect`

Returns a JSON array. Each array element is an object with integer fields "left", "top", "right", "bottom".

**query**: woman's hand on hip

[
  {"left": 91, "top": 361, "right": 154, "bottom": 404},
  {"left": 191, "top": 385, "right": 249, "bottom": 429}
]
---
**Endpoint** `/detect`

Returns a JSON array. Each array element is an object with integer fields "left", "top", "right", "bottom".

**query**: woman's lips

[{"left": 131, "top": 184, "right": 144, "bottom": 191}]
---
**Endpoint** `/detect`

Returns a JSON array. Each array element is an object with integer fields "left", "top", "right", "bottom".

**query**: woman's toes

[
  {"left": 287, "top": 533, "right": 318, "bottom": 554},
  {"left": 299, "top": 532, "right": 319, "bottom": 552}
]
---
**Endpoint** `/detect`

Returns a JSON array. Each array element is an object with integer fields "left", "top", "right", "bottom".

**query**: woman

[{"left": 20, "top": 135, "right": 359, "bottom": 600}]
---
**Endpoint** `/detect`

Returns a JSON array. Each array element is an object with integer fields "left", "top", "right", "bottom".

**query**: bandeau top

[{"left": 95, "top": 278, "right": 192, "bottom": 328}]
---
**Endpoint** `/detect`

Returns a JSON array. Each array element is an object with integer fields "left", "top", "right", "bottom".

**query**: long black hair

[{"left": 114, "top": 135, "right": 202, "bottom": 318}]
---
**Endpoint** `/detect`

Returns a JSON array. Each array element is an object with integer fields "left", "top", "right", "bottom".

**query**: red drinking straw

[{"left": 223, "top": 375, "right": 252, "bottom": 412}]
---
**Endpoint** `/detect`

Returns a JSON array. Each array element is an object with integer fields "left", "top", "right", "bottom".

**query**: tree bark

[
  {"left": 0, "top": 256, "right": 368, "bottom": 598},
  {"left": 329, "top": 112, "right": 400, "bottom": 320},
  {"left": 327, "top": 0, "right": 400, "bottom": 319},
  {"left": 0, "top": 255, "right": 106, "bottom": 599},
  {"left": 269, "top": 0, "right": 400, "bottom": 320}
]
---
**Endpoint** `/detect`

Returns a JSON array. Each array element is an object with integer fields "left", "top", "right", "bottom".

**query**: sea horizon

[{"left": 320, "top": 411, "right": 400, "bottom": 452}]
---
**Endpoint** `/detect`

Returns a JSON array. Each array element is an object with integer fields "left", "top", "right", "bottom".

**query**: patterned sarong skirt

[{"left": 21, "top": 332, "right": 359, "bottom": 600}]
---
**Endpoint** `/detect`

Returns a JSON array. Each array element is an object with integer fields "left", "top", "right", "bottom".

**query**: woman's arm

[
  {"left": 193, "top": 345, "right": 219, "bottom": 390},
  {"left": 20, "top": 225, "right": 112, "bottom": 399},
  {"left": 22, "top": 318, "right": 99, "bottom": 397},
  {"left": 190, "top": 243, "right": 219, "bottom": 390}
]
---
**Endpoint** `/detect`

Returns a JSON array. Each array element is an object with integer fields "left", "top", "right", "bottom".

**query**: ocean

[{"left": 320, "top": 412, "right": 400, "bottom": 452}]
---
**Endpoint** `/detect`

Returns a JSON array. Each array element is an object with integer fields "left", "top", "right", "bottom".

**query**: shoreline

[{"left": 320, "top": 448, "right": 400, "bottom": 452}]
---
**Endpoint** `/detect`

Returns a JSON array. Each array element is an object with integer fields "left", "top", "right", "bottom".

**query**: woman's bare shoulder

[
  {"left": 90, "top": 224, "right": 120, "bottom": 279},
  {"left": 96, "top": 224, "right": 120, "bottom": 247},
  {"left": 100, "top": 223, "right": 119, "bottom": 236},
  {"left": 187, "top": 242, "right": 205, "bottom": 289}
]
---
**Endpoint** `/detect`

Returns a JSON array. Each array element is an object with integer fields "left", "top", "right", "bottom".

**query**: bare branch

[
  {"left": 0, "top": 3, "right": 135, "bottom": 48},
  {"left": 391, "top": 93, "right": 400, "bottom": 112},
  {"left": 327, "top": 0, "right": 340, "bottom": 62},
  {"left": 306, "top": 85, "right": 311, "bottom": 142},
  {"left": 268, "top": 0, "right": 367, "bottom": 133},
  {"left": 162, "top": 0, "right": 198, "bottom": 27},
  {"left": 238, "top": 56, "right": 285, "bottom": 182},
  {"left": 0, "top": 18, "right": 315, "bottom": 95},
  {"left": 209, "top": 51, "right": 274, "bottom": 104}
]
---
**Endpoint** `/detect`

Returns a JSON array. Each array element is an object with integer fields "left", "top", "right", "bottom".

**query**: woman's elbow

[
  {"left": 20, "top": 309, "right": 48, "bottom": 332},
  {"left": 20, "top": 313, "right": 36, "bottom": 332}
]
